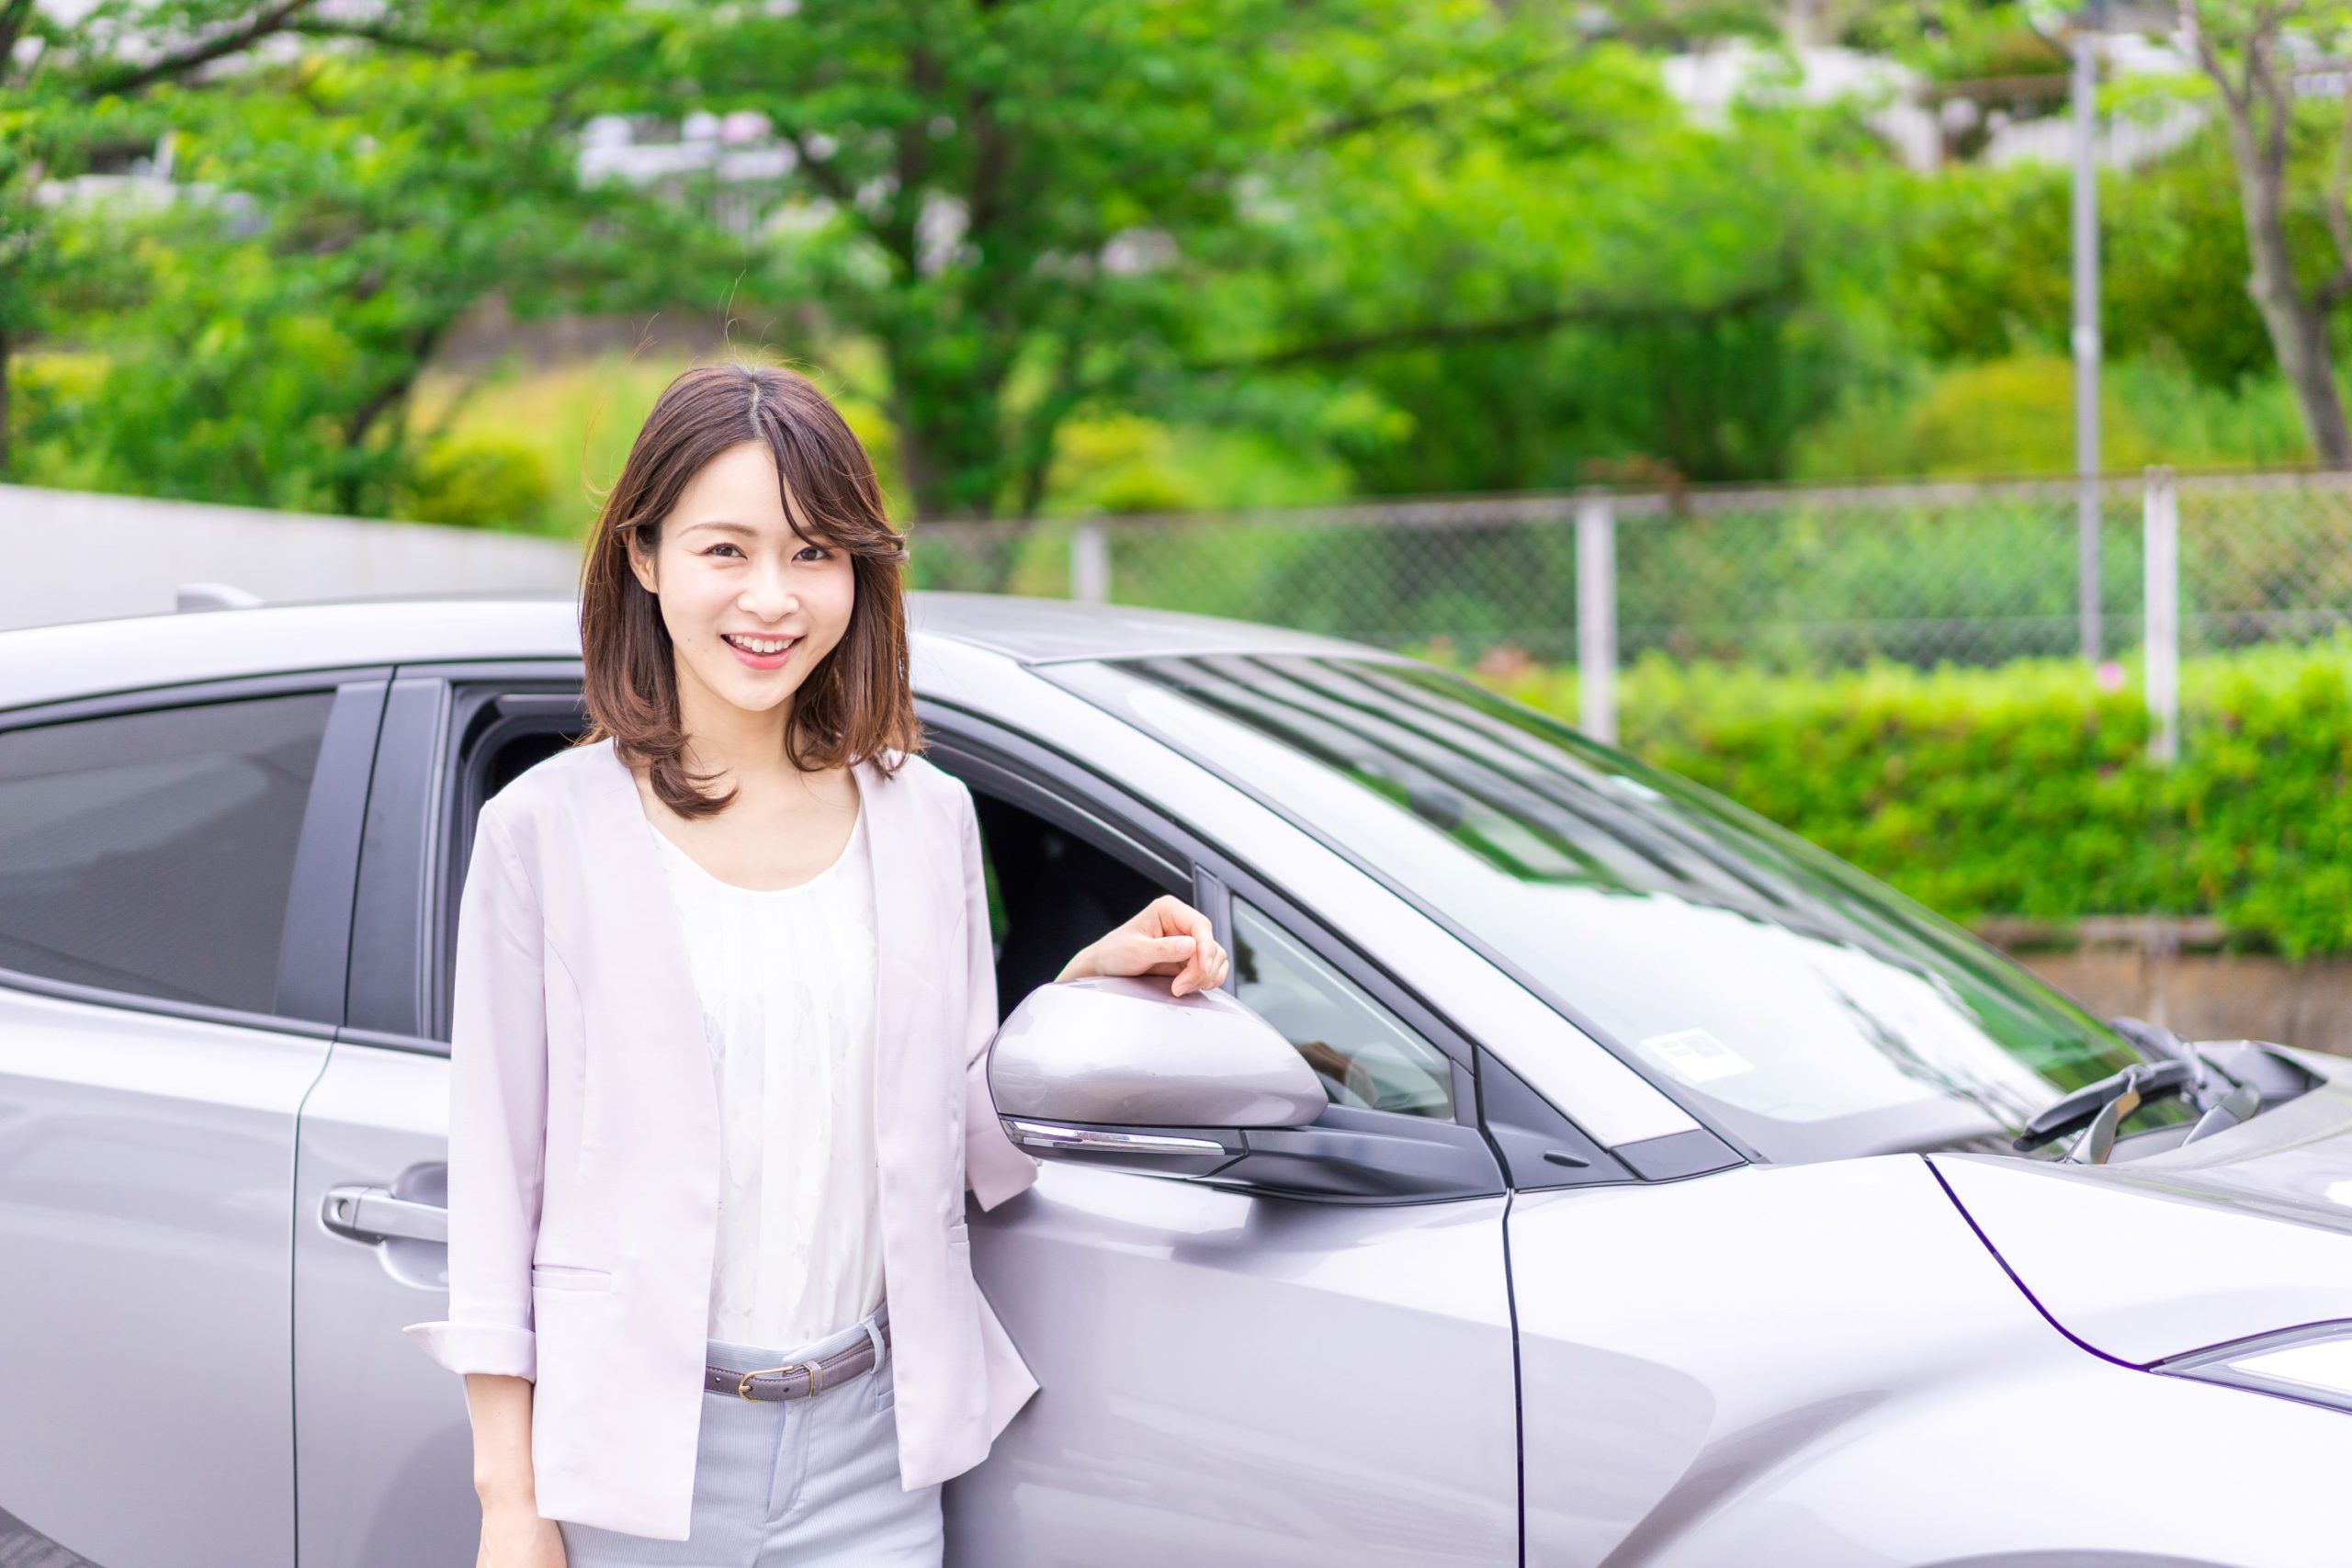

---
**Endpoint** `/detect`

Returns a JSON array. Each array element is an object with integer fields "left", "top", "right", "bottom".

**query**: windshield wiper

[
  {"left": 2017, "top": 1019, "right": 2318, "bottom": 1163},
  {"left": 2013, "top": 1059, "right": 2197, "bottom": 1159},
  {"left": 2102, "top": 1019, "right": 2319, "bottom": 1146}
]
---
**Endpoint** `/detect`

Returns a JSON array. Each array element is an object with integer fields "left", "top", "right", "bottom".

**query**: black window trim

[
  {"left": 433, "top": 682, "right": 592, "bottom": 1041},
  {"left": 916, "top": 729, "right": 1191, "bottom": 893},
  {"left": 342, "top": 660, "right": 585, "bottom": 1057},
  {"left": 0, "top": 665, "right": 394, "bottom": 1040}
]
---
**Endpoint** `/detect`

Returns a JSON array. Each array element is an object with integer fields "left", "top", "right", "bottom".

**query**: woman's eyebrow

[{"left": 682, "top": 520, "right": 760, "bottom": 536}]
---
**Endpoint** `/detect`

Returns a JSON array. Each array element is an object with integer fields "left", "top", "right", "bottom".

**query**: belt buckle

[{"left": 736, "top": 1359, "right": 824, "bottom": 1401}]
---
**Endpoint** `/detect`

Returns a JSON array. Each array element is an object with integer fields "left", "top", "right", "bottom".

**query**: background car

[{"left": 3, "top": 591, "right": 2349, "bottom": 1568}]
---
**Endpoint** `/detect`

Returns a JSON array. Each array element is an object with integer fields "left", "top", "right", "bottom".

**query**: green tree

[
  {"left": 12, "top": 2, "right": 697, "bottom": 517},
  {"left": 1890, "top": 135, "right": 2280, "bottom": 389},
  {"left": 1197, "top": 68, "right": 1899, "bottom": 490},
  {"left": 2179, "top": 0, "right": 2352, "bottom": 463},
  {"left": 607, "top": 0, "right": 1770, "bottom": 520},
  {"left": 0, "top": 0, "right": 297, "bottom": 473}
]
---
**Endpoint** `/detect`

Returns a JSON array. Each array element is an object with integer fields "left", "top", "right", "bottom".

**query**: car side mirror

[{"left": 987, "top": 975, "right": 1326, "bottom": 1178}]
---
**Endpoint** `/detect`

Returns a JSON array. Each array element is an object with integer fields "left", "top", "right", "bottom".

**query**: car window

[
  {"left": 1229, "top": 895, "right": 1453, "bottom": 1118},
  {"left": 0, "top": 692, "right": 336, "bottom": 1012}
]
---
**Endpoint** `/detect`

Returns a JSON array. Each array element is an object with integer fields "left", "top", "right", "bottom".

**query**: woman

[{"left": 402, "top": 363, "right": 1230, "bottom": 1567}]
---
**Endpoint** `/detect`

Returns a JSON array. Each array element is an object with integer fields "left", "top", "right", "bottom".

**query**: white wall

[{"left": 0, "top": 485, "right": 580, "bottom": 630}]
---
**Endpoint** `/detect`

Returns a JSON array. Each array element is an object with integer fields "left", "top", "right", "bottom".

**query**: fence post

[
  {"left": 1576, "top": 490, "right": 1618, "bottom": 745},
  {"left": 1070, "top": 520, "right": 1110, "bottom": 604},
  {"left": 2143, "top": 466, "right": 2178, "bottom": 766}
]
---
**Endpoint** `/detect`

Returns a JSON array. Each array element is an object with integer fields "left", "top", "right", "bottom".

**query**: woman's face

[{"left": 627, "top": 440, "right": 857, "bottom": 725}]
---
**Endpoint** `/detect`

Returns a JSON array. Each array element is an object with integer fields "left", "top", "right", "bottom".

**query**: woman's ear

[{"left": 625, "top": 527, "right": 659, "bottom": 595}]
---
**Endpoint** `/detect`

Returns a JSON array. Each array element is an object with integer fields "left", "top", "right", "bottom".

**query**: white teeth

[{"left": 727, "top": 635, "right": 795, "bottom": 655}]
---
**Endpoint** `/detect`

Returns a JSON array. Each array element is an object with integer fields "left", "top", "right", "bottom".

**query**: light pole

[{"left": 2071, "top": 0, "right": 2105, "bottom": 661}]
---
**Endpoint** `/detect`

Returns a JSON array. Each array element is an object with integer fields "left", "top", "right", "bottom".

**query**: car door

[
  {"left": 288, "top": 669, "right": 1523, "bottom": 1567},
  {"left": 0, "top": 670, "right": 386, "bottom": 1568},
  {"left": 923, "top": 720, "right": 1522, "bottom": 1568},
  {"left": 288, "top": 666, "right": 582, "bottom": 1568}
]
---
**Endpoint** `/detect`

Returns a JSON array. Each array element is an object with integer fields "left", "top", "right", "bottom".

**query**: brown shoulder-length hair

[{"left": 576, "top": 363, "right": 921, "bottom": 817}]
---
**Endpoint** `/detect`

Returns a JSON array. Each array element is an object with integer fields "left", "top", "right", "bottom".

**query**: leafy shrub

[
  {"left": 7, "top": 353, "right": 113, "bottom": 491},
  {"left": 1445, "top": 637, "right": 2352, "bottom": 959},
  {"left": 399, "top": 435, "right": 556, "bottom": 530},
  {"left": 1046, "top": 415, "right": 1207, "bottom": 517},
  {"left": 1902, "top": 355, "right": 2156, "bottom": 475},
  {"left": 1792, "top": 354, "right": 2312, "bottom": 480}
]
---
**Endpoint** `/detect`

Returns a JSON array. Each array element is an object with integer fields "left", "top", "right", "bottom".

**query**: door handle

[{"left": 322, "top": 1183, "right": 447, "bottom": 1246}]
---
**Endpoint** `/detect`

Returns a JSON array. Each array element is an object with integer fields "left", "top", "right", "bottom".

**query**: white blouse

[{"left": 644, "top": 797, "right": 886, "bottom": 1351}]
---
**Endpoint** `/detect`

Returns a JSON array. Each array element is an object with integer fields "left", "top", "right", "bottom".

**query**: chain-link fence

[{"left": 908, "top": 468, "right": 2352, "bottom": 744}]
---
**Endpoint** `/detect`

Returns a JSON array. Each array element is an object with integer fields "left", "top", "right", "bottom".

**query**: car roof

[{"left": 0, "top": 590, "right": 1394, "bottom": 713}]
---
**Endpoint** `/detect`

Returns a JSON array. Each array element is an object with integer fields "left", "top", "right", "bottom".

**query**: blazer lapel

[
  {"left": 587, "top": 738, "right": 721, "bottom": 1134},
  {"left": 856, "top": 751, "right": 931, "bottom": 1168}
]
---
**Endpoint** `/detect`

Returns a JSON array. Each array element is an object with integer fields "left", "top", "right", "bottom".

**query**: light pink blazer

[{"left": 401, "top": 734, "right": 1043, "bottom": 1540}]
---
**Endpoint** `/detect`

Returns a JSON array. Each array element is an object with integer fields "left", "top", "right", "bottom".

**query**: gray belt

[{"left": 705, "top": 1318, "right": 890, "bottom": 1401}]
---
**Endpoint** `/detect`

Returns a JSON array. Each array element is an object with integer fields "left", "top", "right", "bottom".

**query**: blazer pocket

[{"left": 530, "top": 1261, "right": 614, "bottom": 1292}]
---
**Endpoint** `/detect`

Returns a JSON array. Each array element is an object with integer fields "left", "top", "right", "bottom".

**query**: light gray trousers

[{"left": 557, "top": 1302, "right": 944, "bottom": 1566}]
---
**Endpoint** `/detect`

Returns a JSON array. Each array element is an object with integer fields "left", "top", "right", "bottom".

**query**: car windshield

[{"left": 1089, "top": 652, "right": 2184, "bottom": 1165}]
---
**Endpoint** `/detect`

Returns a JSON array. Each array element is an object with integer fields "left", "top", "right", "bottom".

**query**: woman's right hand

[{"left": 477, "top": 1495, "right": 566, "bottom": 1567}]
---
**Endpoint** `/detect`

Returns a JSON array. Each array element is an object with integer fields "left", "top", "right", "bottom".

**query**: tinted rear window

[{"left": 0, "top": 693, "right": 334, "bottom": 1012}]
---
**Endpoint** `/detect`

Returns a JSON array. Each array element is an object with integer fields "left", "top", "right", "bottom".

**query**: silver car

[{"left": 3, "top": 592, "right": 2349, "bottom": 1568}]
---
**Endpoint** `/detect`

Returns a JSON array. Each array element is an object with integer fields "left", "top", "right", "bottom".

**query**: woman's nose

[{"left": 739, "top": 560, "right": 797, "bottom": 616}]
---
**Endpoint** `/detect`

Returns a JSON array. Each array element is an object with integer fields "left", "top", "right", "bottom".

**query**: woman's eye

[{"left": 698, "top": 542, "right": 826, "bottom": 560}]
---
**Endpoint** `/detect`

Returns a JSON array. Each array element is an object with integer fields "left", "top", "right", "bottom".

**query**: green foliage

[
  {"left": 398, "top": 434, "right": 556, "bottom": 529},
  {"left": 6, "top": 1, "right": 706, "bottom": 514},
  {"left": 1044, "top": 416, "right": 1207, "bottom": 515},
  {"left": 14, "top": 0, "right": 2352, "bottom": 525},
  {"left": 1883, "top": 124, "right": 2299, "bottom": 393},
  {"left": 2105, "top": 355, "right": 2313, "bottom": 468},
  {"left": 596, "top": 0, "right": 1804, "bottom": 522},
  {"left": 615, "top": 0, "right": 1343, "bottom": 517},
  {"left": 1452, "top": 639, "right": 2352, "bottom": 958},
  {"left": 1833, "top": 1, "right": 2066, "bottom": 83},
  {"left": 6, "top": 352, "right": 110, "bottom": 489},
  {"left": 1792, "top": 354, "right": 2313, "bottom": 479},
  {"left": 1035, "top": 414, "right": 1352, "bottom": 517},
  {"left": 1902, "top": 355, "right": 2154, "bottom": 474},
  {"left": 409, "top": 354, "right": 691, "bottom": 536},
  {"left": 1200, "top": 53, "right": 1911, "bottom": 492}
]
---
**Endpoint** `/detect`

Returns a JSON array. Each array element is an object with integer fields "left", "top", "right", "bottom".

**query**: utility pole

[{"left": 2072, "top": 0, "right": 2105, "bottom": 660}]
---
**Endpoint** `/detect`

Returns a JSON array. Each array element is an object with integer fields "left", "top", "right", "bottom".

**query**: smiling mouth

[{"left": 722, "top": 633, "right": 800, "bottom": 657}]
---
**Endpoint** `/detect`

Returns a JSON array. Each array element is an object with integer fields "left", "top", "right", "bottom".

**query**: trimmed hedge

[{"left": 1449, "top": 637, "right": 2352, "bottom": 960}]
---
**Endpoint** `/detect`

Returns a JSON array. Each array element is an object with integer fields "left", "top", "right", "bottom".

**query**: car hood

[{"left": 1928, "top": 1056, "right": 2352, "bottom": 1365}]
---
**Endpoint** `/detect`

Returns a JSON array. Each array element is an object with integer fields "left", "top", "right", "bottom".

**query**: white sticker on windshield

[{"left": 1637, "top": 1028, "right": 1753, "bottom": 1085}]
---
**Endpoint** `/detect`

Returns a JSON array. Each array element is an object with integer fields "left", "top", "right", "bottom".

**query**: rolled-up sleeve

[
  {"left": 401, "top": 803, "right": 548, "bottom": 1381},
  {"left": 956, "top": 785, "right": 1041, "bottom": 1212}
]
